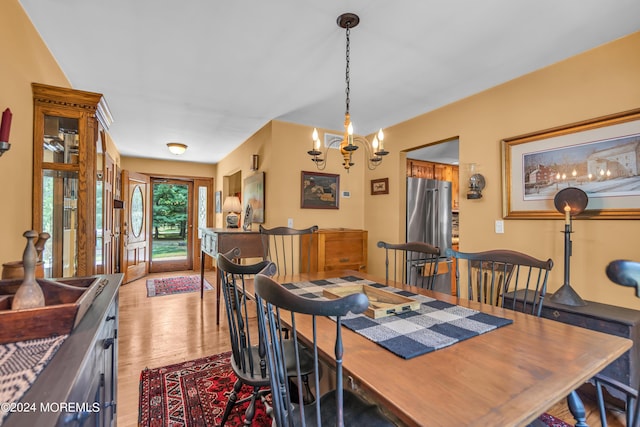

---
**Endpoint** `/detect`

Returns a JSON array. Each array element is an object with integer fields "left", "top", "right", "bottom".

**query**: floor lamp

[{"left": 549, "top": 187, "right": 589, "bottom": 306}]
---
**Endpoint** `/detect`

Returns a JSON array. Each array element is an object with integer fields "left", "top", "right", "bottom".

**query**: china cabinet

[{"left": 32, "top": 83, "right": 112, "bottom": 278}]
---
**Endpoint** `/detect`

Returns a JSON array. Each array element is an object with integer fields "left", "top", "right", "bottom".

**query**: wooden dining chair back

[
  {"left": 445, "top": 248, "right": 553, "bottom": 316},
  {"left": 594, "top": 259, "right": 640, "bottom": 427},
  {"left": 377, "top": 241, "right": 441, "bottom": 289},
  {"left": 259, "top": 225, "right": 318, "bottom": 276},
  {"left": 217, "top": 248, "right": 276, "bottom": 426},
  {"left": 254, "top": 272, "right": 395, "bottom": 427}
]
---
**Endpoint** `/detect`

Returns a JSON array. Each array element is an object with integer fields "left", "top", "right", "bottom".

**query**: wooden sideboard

[
  {"left": 301, "top": 228, "right": 368, "bottom": 273},
  {"left": 199, "top": 228, "right": 264, "bottom": 324},
  {"left": 3, "top": 273, "right": 122, "bottom": 427}
]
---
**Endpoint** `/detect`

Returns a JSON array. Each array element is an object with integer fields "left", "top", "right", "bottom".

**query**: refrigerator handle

[{"left": 430, "top": 189, "right": 438, "bottom": 247}]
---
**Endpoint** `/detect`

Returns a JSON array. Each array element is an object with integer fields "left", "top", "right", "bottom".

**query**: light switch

[{"left": 495, "top": 220, "right": 504, "bottom": 234}]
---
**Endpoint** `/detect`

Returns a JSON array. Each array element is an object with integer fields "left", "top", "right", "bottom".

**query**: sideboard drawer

[{"left": 301, "top": 229, "right": 368, "bottom": 273}]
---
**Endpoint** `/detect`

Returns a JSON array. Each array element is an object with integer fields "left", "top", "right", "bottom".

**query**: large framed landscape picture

[{"left": 502, "top": 108, "right": 640, "bottom": 219}]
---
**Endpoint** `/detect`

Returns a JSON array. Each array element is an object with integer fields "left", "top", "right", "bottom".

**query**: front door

[
  {"left": 149, "top": 178, "right": 193, "bottom": 273},
  {"left": 121, "top": 171, "right": 150, "bottom": 283}
]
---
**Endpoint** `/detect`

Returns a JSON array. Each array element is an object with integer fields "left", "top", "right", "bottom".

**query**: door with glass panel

[
  {"left": 121, "top": 171, "right": 150, "bottom": 283},
  {"left": 149, "top": 179, "right": 193, "bottom": 273}
]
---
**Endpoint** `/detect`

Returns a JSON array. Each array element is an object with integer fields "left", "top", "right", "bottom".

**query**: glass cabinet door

[
  {"left": 41, "top": 169, "right": 79, "bottom": 277},
  {"left": 32, "top": 83, "right": 106, "bottom": 277},
  {"left": 43, "top": 115, "right": 80, "bottom": 165}
]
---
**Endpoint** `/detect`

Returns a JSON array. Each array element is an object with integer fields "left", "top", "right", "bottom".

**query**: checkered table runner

[{"left": 282, "top": 276, "right": 513, "bottom": 360}]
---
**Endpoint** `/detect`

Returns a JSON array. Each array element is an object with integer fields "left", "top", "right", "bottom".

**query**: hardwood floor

[{"left": 117, "top": 269, "right": 628, "bottom": 426}]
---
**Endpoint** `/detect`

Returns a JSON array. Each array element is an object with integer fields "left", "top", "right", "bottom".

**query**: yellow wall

[
  {"left": 362, "top": 32, "right": 640, "bottom": 309},
  {"left": 218, "top": 32, "right": 640, "bottom": 309},
  {"left": 0, "top": 0, "right": 71, "bottom": 266},
  {"left": 215, "top": 120, "right": 366, "bottom": 231}
]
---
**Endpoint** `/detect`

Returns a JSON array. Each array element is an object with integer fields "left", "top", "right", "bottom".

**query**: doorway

[{"left": 149, "top": 178, "right": 193, "bottom": 273}]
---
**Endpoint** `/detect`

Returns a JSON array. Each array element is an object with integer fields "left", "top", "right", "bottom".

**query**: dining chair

[
  {"left": 259, "top": 225, "right": 318, "bottom": 276},
  {"left": 594, "top": 259, "right": 640, "bottom": 427},
  {"left": 444, "top": 248, "right": 553, "bottom": 316},
  {"left": 376, "top": 241, "right": 441, "bottom": 289},
  {"left": 446, "top": 248, "right": 592, "bottom": 426},
  {"left": 253, "top": 271, "right": 396, "bottom": 427},
  {"left": 217, "top": 248, "right": 314, "bottom": 426}
]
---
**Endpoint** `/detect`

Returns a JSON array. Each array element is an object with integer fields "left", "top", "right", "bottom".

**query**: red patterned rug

[
  {"left": 146, "top": 275, "right": 213, "bottom": 297},
  {"left": 138, "top": 352, "right": 571, "bottom": 427},
  {"left": 139, "top": 351, "right": 271, "bottom": 427}
]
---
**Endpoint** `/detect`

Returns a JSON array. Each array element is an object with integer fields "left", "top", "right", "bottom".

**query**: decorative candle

[
  {"left": 564, "top": 202, "right": 571, "bottom": 225},
  {"left": 0, "top": 108, "right": 12, "bottom": 143}
]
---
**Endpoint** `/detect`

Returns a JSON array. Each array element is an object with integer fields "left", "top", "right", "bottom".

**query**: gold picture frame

[{"left": 502, "top": 108, "right": 640, "bottom": 219}]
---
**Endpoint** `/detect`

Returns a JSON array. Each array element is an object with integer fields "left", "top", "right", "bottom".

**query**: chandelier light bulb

[
  {"left": 312, "top": 128, "right": 320, "bottom": 150},
  {"left": 372, "top": 136, "right": 379, "bottom": 150}
]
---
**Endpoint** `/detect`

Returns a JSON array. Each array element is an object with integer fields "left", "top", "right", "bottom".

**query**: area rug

[
  {"left": 146, "top": 275, "right": 213, "bottom": 297},
  {"left": 139, "top": 352, "right": 571, "bottom": 427},
  {"left": 139, "top": 351, "right": 271, "bottom": 427},
  {"left": 538, "top": 413, "right": 573, "bottom": 427}
]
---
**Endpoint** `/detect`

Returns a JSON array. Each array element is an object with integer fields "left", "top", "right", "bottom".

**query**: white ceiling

[{"left": 18, "top": 1, "right": 640, "bottom": 164}]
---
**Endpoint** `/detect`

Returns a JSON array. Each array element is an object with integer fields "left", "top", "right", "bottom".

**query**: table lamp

[
  {"left": 223, "top": 196, "right": 242, "bottom": 228},
  {"left": 549, "top": 187, "right": 588, "bottom": 306}
]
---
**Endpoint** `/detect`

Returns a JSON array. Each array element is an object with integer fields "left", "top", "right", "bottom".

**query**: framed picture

[
  {"left": 215, "top": 191, "right": 222, "bottom": 213},
  {"left": 243, "top": 172, "right": 265, "bottom": 223},
  {"left": 301, "top": 171, "right": 339, "bottom": 209},
  {"left": 502, "top": 108, "right": 640, "bottom": 219},
  {"left": 371, "top": 178, "right": 389, "bottom": 195}
]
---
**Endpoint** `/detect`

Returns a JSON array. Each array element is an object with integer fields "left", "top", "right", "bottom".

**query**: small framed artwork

[
  {"left": 301, "top": 171, "right": 340, "bottom": 209},
  {"left": 371, "top": 178, "right": 389, "bottom": 195},
  {"left": 215, "top": 191, "right": 222, "bottom": 213}
]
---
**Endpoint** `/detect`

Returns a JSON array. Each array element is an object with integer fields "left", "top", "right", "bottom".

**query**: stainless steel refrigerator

[{"left": 406, "top": 177, "right": 452, "bottom": 291}]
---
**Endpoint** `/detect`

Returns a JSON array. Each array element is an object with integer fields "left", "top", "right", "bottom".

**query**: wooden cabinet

[
  {"left": 407, "top": 160, "right": 459, "bottom": 211},
  {"left": 301, "top": 229, "right": 368, "bottom": 273},
  {"left": 32, "top": 83, "right": 112, "bottom": 277},
  {"left": 3, "top": 274, "right": 122, "bottom": 427}
]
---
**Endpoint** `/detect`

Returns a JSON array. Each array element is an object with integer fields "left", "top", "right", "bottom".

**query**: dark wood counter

[{"left": 3, "top": 273, "right": 122, "bottom": 427}]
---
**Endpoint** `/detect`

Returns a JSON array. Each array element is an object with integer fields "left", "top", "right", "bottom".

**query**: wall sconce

[
  {"left": 250, "top": 154, "right": 259, "bottom": 171},
  {"left": 222, "top": 196, "right": 242, "bottom": 228},
  {"left": 0, "top": 108, "right": 13, "bottom": 157},
  {"left": 467, "top": 173, "right": 485, "bottom": 199},
  {"left": 167, "top": 142, "right": 188, "bottom": 155}
]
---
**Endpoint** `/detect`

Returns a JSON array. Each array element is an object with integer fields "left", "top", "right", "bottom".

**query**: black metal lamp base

[{"left": 549, "top": 283, "right": 587, "bottom": 306}]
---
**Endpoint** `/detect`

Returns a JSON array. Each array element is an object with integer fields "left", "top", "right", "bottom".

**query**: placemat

[
  {"left": 282, "top": 276, "right": 513, "bottom": 360},
  {"left": 0, "top": 334, "right": 68, "bottom": 425}
]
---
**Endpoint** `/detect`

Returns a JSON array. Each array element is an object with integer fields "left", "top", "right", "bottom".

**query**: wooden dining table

[{"left": 266, "top": 270, "right": 632, "bottom": 427}]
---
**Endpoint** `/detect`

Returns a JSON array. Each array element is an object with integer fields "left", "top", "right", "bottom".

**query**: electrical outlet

[
  {"left": 287, "top": 218, "right": 293, "bottom": 228},
  {"left": 495, "top": 220, "right": 504, "bottom": 234}
]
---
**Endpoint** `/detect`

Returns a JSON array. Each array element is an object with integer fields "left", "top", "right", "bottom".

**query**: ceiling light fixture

[
  {"left": 308, "top": 13, "right": 388, "bottom": 172},
  {"left": 167, "top": 142, "right": 188, "bottom": 155}
]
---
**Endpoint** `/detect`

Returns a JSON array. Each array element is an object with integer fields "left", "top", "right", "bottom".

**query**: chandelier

[{"left": 307, "top": 13, "right": 388, "bottom": 171}]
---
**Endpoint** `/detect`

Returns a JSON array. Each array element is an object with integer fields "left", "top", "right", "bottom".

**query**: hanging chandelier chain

[
  {"left": 345, "top": 25, "right": 351, "bottom": 116},
  {"left": 307, "top": 13, "right": 388, "bottom": 171}
]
